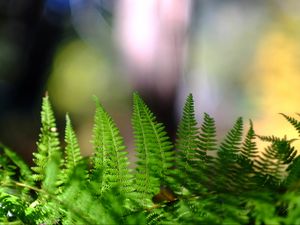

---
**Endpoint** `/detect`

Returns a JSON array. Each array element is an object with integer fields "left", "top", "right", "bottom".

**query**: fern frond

[
  {"left": 91, "top": 98, "right": 132, "bottom": 195},
  {"left": 282, "top": 192, "right": 300, "bottom": 224},
  {"left": 59, "top": 174, "right": 104, "bottom": 224},
  {"left": 171, "top": 198, "right": 214, "bottom": 224},
  {"left": 132, "top": 93, "right": 174, "bottom": 205},
  {"left": 1, "top": 145, "right": 32, "bottom": 183},
  {"left": 31, "top": 95, "right": 61, "bottom": 183},
  {"left": 225, "top": 120, "right": 259, "bottom": 191},
  {"left": 193, "top": 113, "right": 218, "bottom": 191},
  {"left": 147, "top": 208, "right": 165, "bottom": 225},
  {"left": 27, "top": 198, "right": 62, "bottom": 225},
  {"left": 43, "top": 152, "right": 61, "bottom": 194},
  {"left": 198, "top": 113, "right": 218, "bottom": 158},
  {"left": 218, "top": 117, "right": 243, "bottom": 162},
  {"left": 0, "top": 145, "right": 33, "bottom": 200},
  {"left": 175, "top": 94, "right": 199, "bottom": 166},
  {"left": 0, "top": 191, "right": 33, "bottom": 224},
  {"left": 245, "top": 193, "right": 283, "bottom": 225},
  {"left": 286, "top": 155, "right": 300, "bottom": 187},
  {"left": 59, "top": 162, "right": 140, "bottom": 225},
  {"left": 280, "top": 113, "right": 300, "bottom": 135},
  {"left": 256, "top": 137, "right": 297, "bottom": 182},
  {"left": 236, "top": 120, "right": 257, "bottom": 180},
  {"left": 173, "top": 94, "right": 200, "bottom": 192},
  {"left": 257, "top": 135, "right": 282, "bottom": 143},
  {"left": 60, "top": 115, "right": 83, "bottom": 185},
  {"left": 216, "top": 117, "right": 243, "bottom": 191},
  {"left": 31, "top": 148, "right": 62, "bottom": 224},
  {"left": 173, "top": 96, "right": 218, "bottom": 196},
  {"left": 241, "top": 120, "right": 258, "bottom": 160}
]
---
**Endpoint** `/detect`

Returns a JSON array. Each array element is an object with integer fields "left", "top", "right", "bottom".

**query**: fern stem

[{"left": 14, "top": 181, "right": 42, "bottom": 193}]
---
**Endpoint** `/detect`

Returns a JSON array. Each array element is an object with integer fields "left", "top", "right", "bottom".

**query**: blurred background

[{"left": 1, "top": 0, "right": 300, "bottom": 163}]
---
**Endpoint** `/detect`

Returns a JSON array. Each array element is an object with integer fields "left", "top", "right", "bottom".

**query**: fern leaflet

[
  {"left": 217, "top": 117, "right": 243, "bottom": 191},
  {"left": 31, "top": 95, "right": 61, "bottom": 183},
  {"left": 173, "top": 94, "right": 199, "bottom": 191},
  {"left": 60, "top": 114, "right": 83, "bottom": 186},
  {"left": 132, "top": 93, "right": 173, "bottom": 206},
  {"left": 280, "top": 113, "right": 300, "bottom": 135},
  {"left": 91, "top": 98, "right": 132, "bottom": 196}
]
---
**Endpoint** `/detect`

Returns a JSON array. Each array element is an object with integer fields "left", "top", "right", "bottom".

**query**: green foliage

[
  {"left": 2, "top": 94, "right": 300, "bottom": 224},
  {"left": 59, "top": 114, "right": 83, "bottom": 186},
  {"left": 132, "top": 93, "right": 173, "bottom": 206},
  {"left": 32, "top": 95, "right": 61, "bottom": 183},
  {"left": 91, "top": 98, "right": 132, "bottom": 196},
  {"left": 175, "top": 94, "right": 199, "bottom": 168}
]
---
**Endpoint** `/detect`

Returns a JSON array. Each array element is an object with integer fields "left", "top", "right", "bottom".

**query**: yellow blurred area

[
  {"left": 247, "top": 30, "right": 300, "bottom": 145},
  {"left": 47, "top": 39, "right": 132, "bottom": 156},
  {"left": 47, "top": 39, "right": 119, "bottom": 116}
]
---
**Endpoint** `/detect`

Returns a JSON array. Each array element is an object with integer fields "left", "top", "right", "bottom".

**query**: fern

[
  {"left": 256, "top": 134, "right": 283, "bottom": 143},
  {"left": 216, "top": 117, "right": 243, "bottom": 191},
  {"left": 280, "top": 113, "right": 300, "bottom": 135},
  {"left": 197, "top": 113, "right": 218, "bottom": 187},
  {"left": 286, "top": 154, "right": 300, "bottom": 188},
  {"left": 132, "top": 93, "right": 173, "bottom": 206},
  {"left": 173, "top": 94, "right": 200, "bottom": 193},
  {"left": 256, "top": 136, "right": 297, "bottom": 182},
  {"left": 172, "top": 96, "right": 217, "bottom": 199},
  {"left": 3, "top": 94, "right": 300, "bottom": 224},
  {"left": 91, "top": 98, "right": 132, "bottom": 196},
  {"left": 241, "top": 120, "right": 258, "bottom": 160},
  {"left": 218, "top": 117, "right": 243, "bottom": 162},
  {"left": 0, "top": 146, "right": 33, "bottom": 205},
  {"left": 234, "top": 120, "right": 259, "bottom": 190},
  {"left": 60, "top": 114, "right": 83, "bottom": 186},
  {"left": 1, "top": 145, "right": 32, "bottom": 183},
  {"left": 0, "top": 192, "right": 29, "bottom": 224},
  {"left": 198, "top": 113, "right": 218, "bottom": 160},
  {"left": 175, "top": 94, "right": 199, "bottom": 168},
  {"left": 32, "top": 95, "right": 61, "bottom": 183}
]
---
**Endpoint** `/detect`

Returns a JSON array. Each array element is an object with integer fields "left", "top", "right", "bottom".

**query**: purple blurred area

[{"left": 1, "top": 0, "right": 300, "bottom": 163}]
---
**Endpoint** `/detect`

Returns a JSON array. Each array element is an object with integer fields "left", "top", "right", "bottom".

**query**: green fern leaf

[
  {"left": 216, "top": 117, "right": 243, "bottom": 191},
  {"left": 0, "top": 145, "right": 33, "bottom": 197},
  {"left": 191, "top": 113, "right": 218, "bottom": 191},
  {"left": 257, "top": 135, "right": 282, "bottom": 143},
  {"left": 198, "top": 113, "right": 218, "bottom": 162},
  {"left": 241, "top": 120, "right": 258, "bottom": 160},
  {"left": 286, "top": 155, "right": 300, "bottom": 187},
  {"left": 173, "top": 94, "right": 213, "bottom": 195},
  {"left": 218, "top": 117, "right": 243, "bottom": 162},
  {"left": 60, "top": 114, "right": 83, "bottom": 185},
  {"left": 256, "top": 137, "right": 296, "bottom": 182},
  {"left": 176, "top": 94, "right": 198, "bottom": 148},
  {"left": 0, "top": 191, "right": 32, "bottom": 224},
  {"left": 31, "top": 95, "right": 61, "bottom": 183},
  {"left": 232, "top": 120, "right": 258, "bottom": 190},
  {"left": 1, "top": 145, "right": 32, "bottom": 183},
  {"left": 175, "top": 94, "right": 199, "bottom": 172},
  {"left": 91, "top": 98, "right": 132, "bottom": 195},
  {"left": 59, "top": 161, "right": 140, "bottom": 225},
  {"left": 59, "top": 166, "right": 105, "bottom": 225},
  {"left": 280, "top": 113, "right": 300, "bottom": 135},
  {"left": 132, "top": 93, "right": 174, "bottom": 205},
  {"left": 43, "top": 153, "right": 61, "bottom": 194}
]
